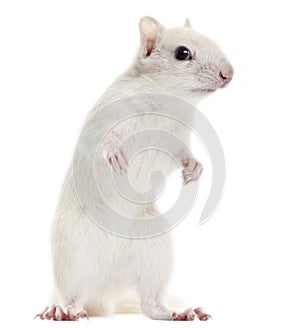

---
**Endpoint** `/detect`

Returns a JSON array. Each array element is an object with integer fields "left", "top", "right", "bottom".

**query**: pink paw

[
  {"left": 194, "top": 307, "right": 212, "bottom": 321},
  {"left": 172, "top": 308, "right": 195, "bottom": 321},
  {"left": 35, "top": 304, "right": 88, "bottom": 321},
  {"left": 182, "top": 157, "right": 203, "bottom": 184},
  {"left": 104, "top": 140, "right": 128, "bottom": 174}
]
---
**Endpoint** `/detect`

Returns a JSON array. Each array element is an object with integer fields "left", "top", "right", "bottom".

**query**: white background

[{"left": 1, "top": 0, "right": 300, "bottom": 328}]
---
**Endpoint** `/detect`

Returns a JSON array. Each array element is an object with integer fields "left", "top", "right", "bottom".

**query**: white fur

[{"left": 47, "top": 17, "right": 233, "bottom": 320}]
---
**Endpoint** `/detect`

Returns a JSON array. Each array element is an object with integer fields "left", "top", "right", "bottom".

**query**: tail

[
  {"left": 116, "top": 299, "right": 140, "bottom": 313},
  {"left": 116, "top": 294, "right": 184, "bottom": 314}
]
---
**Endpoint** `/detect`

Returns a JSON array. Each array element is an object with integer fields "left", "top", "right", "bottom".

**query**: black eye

[{"left": 175, "top": 46, "right": 192, "bottom": 60}]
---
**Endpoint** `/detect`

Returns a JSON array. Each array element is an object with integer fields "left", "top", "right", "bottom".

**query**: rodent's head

[{"left": 135, "top": 16, "right": 233, "bottom": 102}]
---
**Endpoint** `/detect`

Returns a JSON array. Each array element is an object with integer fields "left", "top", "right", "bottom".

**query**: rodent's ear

[
  {"left": 139, "top": 16, "right": 163, "bottom": 58},
  {"left": 183, "top": 18, "right": 192, "bottom": 29}
]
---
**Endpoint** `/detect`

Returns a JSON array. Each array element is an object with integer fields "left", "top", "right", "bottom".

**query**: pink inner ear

[{"left": 145, "top": 39, "right": 155, "bottom": 57}]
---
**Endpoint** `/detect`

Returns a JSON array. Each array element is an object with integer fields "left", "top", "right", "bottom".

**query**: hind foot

[
  {"left": 35, "top": 304, "right": 88, "bottom": 321},
  {"left": 172, "top": 307, "right": 195, "bottom": 321},
  {"left": 194, "top": 307, "right": 212, "bottom": 321}
]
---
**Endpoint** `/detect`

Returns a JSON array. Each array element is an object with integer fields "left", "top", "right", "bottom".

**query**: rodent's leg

[
  {"left": 35, "top": 301, "right": 88, "bottom": 321},
  {"left": 181, "top": 157, "right": 203, "bottom": 184},
  {"left": 137, "top": 238, "right": 195, "bottom": 321}
]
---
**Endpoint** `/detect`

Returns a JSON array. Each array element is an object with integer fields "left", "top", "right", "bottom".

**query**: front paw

[
  {"left": 182, "top": 158, "right": 203, "bottom": 184},
  {"left": 104, "top": 140, "right": 128, "bottom": 175}
]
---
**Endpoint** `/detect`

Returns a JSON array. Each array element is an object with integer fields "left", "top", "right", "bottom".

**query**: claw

[
  {"left": 120, "top": 148, "right": 129, "bottom": 166},
  {"left": 34, "top": 306, "right": 49, "bottom": 319}
]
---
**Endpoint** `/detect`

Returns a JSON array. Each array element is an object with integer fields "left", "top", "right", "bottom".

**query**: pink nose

[{"left": 219, "top": 61, "right": 234, "bottom": 82}]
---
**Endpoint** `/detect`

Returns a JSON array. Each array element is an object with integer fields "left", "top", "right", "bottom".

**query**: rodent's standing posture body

[{"left": 36, "top": 17, "right": 233, "bottom": 321}]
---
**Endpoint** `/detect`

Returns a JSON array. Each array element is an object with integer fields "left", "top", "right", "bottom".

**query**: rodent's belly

[{"left": 94, "top": 148, "right": 178, "bottom": 219}]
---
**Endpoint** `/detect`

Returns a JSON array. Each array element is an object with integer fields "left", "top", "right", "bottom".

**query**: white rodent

[{"left": 36, "top": 16, "right": 233, "bottom": 321}]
